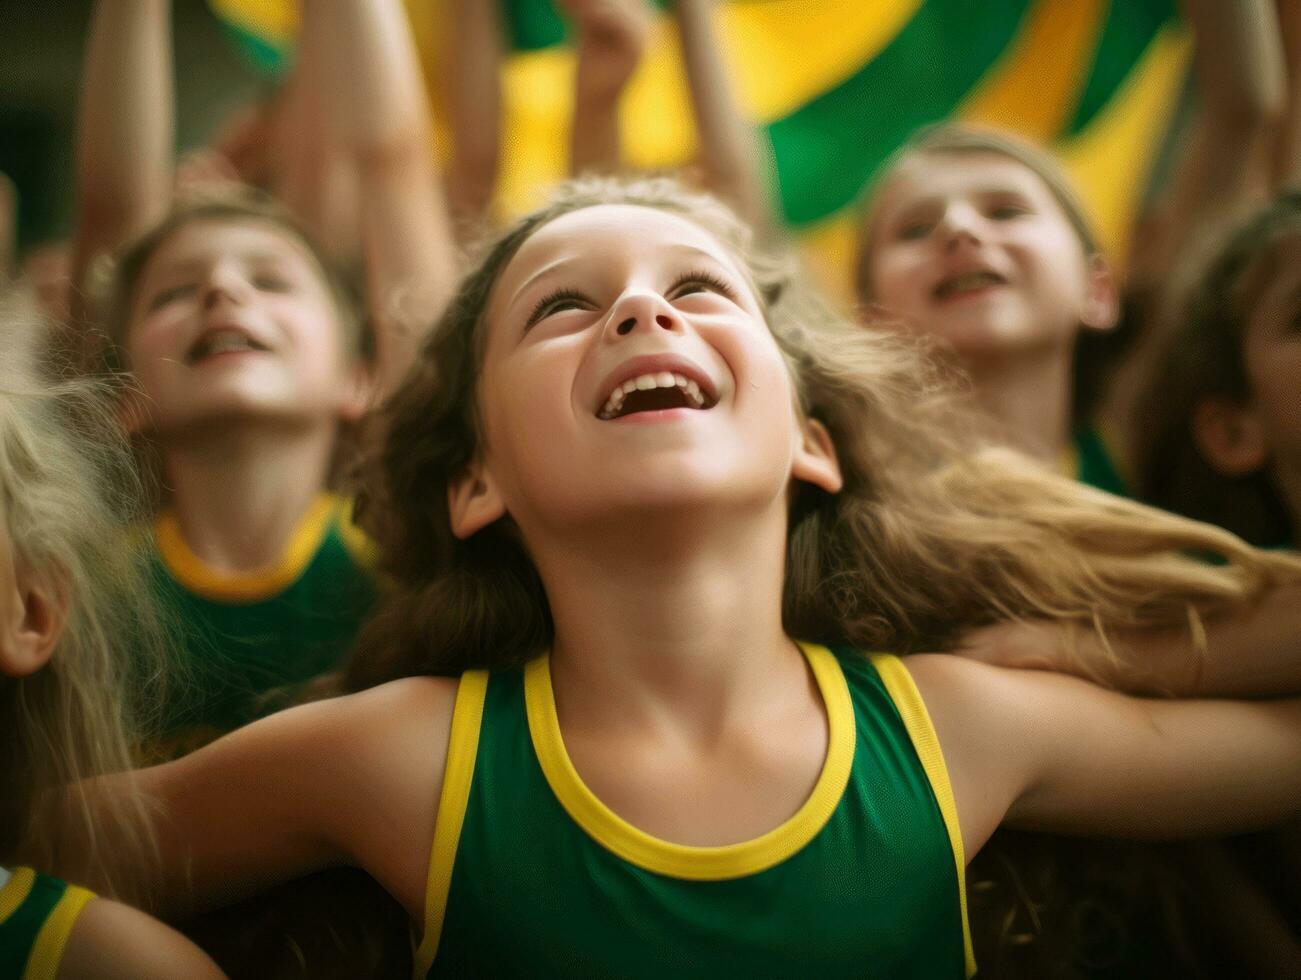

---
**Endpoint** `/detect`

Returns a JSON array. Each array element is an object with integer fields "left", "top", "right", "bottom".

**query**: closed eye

[
  {"left": 252, "top": 272, "right": 293, "bottom": 292},
  {"left": 988, "top": 203, "right": 1030, "bottom": 220},
  {"left": 526, "top": 288, "right": 595, "bottom": 329},
  {"left": 669, "top": 269, "right": 737, "bottom": 302},
  {"left": 895, "top": 220, "right": 933, "bottom": 241},
  {"left": 148, "top": 282, "right": 196, "bottom": 310}
]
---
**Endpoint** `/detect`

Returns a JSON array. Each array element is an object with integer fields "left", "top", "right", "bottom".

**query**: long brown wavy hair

[
  {"left": 346, "top": 175, "right": 1300, "bottom": 689},
  {"left": 0, "top": 293, "right": 173, "bottom": 902}
]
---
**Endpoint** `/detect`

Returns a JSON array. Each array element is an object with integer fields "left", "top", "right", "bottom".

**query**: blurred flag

[{"left": 209, "top": 0, "right": 1189, "bottom": 299}]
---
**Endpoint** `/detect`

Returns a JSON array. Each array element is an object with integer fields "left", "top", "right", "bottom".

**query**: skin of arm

[
  {"left": 443, "top": 0, "right": 505, "bottom": 229},
  {"left": 905, "top": 653, "right": 1301, "bottom": 862},
  {"left": 561, "top": 0, "right": 651, "bottom": 176},
  {"left": 1274, "top": 0, "right": 1301, "bottom": 183},
  {"left": 1103, "top": 0, "right": 1288, "bottom": 444},
  {"left": 55, "top": 897, "right": 226, "bottom": 980},
  {"left": 302, "top": 0, "right": 457, "bottom": 397},
  {"left": 956, "top": 581, "right": 1301, "bottom": 697},
  {"left": 112, "top": 677, "right": 457, "bottom": 923},
  {"left": 71, "top": 0, "right": 173, "bottom": 311},
  {"left": 673, "top": 0, "right": 777, "bottom": 237}
]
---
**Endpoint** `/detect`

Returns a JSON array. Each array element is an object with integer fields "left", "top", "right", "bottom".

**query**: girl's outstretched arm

[
  {"left": 562, "top": 0, "right": 651, "bottom": 176},
  {"left": 303, "top": 0, "right": 456, "bottom": 396},
  {"left": 56, "top": 897, "right": 226, "bottom": 980},
  {"left": 100, "top": 677, "right": 457, "bottom": 923},
  {"left": 905, "top": 653, "right": 1301, "bottom": 862},
  {"left": 71, "top": 0, "right": 173, "bottom": 320},
  {"left": 957, "top": 580, "right": 1301, "bottom": 697},
  {"left": 674, "top": 0, "right": 777, "bottom": 237}
]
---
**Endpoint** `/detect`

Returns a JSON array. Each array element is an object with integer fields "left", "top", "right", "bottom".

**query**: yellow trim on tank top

[
  {"left": 523, "top": 641, "right": 855, "bottom": 882},
  {"left": 414, "top": 670, "right": 489, "bottom": 978},
  {"left": 871, "top": 654, "right": 977, "bottom": 979},
  {"left": 153, "top": 493, "right": 341, "bottom": 603},
  {"left": 0, "top": 866, "right": 35, "bottom": 925},
  {"left": 24, "top": 883, "right": 94, "bottom": 980}
]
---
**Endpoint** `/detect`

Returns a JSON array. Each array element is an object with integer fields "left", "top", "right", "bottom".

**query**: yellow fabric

[
  {"left": 414, "top": 670, "right": 490, "bottom": 978},
  {"left": 959, "top": 0, "right": 1107, "bottom": 140},
  {"left": 522, "top": 642, "right": 856, "bottom": 881},
  {"left": 870, "top": 654, "right": 976, "bottom": 979},
  {"left": 24, "top": 885, "right": 94, "bottom": 980},
  {"left": 0, "top": 868, "right": 35, "bottom": 926},
  {"left": 153, "top": 493, "right": 340, "bottom": 603}
]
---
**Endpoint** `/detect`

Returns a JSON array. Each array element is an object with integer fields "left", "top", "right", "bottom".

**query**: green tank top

[
  {"left": 0, "top": 867, "right": 94, "bottom": 980},
  {"left": 414, "top": 643, "right": 975, "bottom": 978},
  {"left": 146, "top": 493, "right": 379, "bottom": 757},
  {"left": 1068, "top": 428, "right": 1128, "bottom": 497}
]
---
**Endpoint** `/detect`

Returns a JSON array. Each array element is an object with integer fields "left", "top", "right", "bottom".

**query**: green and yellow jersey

[
  {"left": 147, "top": 493, "right": 379, "bottom": 757},
  {"left": 415, "top": 643, "right": 974, "bottom": 979},
  {"left": 0, "top": 868, "right": 94, "bottom": 980},
  {"left": 1064, "top": 427, "right": 1128, "bottom": 497}
]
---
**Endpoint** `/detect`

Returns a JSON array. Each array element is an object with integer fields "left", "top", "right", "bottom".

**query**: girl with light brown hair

[{"left": 88, "top": 177, "right": 1301, "bottom": 978}]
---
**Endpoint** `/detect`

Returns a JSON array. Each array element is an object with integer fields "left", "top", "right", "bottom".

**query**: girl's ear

[
  {"left": 0, "top": 577, "right": 68, "bottom": 679},
  {"left": 791, "top": 418, "right": 843, "bottom": 493},
  {"left": 1080, "top": 254, "right": 1120, "bottom": 332},
  {"left": 447, "top": 459, "right": 508, "bottom": 539},
  {"left": 339, "top": 362, "right": 375, "bottom": 423},
  {"left": 1192, "top": 397, "right": 1269, "bottom": 476}
]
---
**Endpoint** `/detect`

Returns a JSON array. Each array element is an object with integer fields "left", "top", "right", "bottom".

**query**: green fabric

[
  {"left": 147, "top": 517, "right": 377, "bottom": 754},
  {"left": 1074, "top": 428, "right": 1128, "bottom": 497},
  {"left": 1067, "top": 0, "right": 1175, "bottom": 134},
  {"left": 430, "top": 648, "right": 965, "bottom": 978},
  {"left": 0, "top": 870, "right": 68, "bottom": 980}
]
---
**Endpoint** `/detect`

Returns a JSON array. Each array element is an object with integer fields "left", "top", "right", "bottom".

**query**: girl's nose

[
  {"left": 607, "top": 290, "right": 681, "bottom": 340},
  {"left": 202, "top": 262, "right": 250, "bottom": 309},
  {"left": 938, "top": 205, "right": 984, "bottom": 248}
]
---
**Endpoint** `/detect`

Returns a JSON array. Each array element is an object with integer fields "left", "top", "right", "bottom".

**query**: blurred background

[{"left": 0, "top": 0, "right": 1190, "bottom": 301}]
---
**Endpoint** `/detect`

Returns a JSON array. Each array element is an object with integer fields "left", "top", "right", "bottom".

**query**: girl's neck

[
  {"left": 537, "top": 500, "right": 808, "bottom": 744},
  {"left": 963, "top": 347, "right": 1074, "bottom": 464},
  {"left": 160, "top": 421, "right": 336, "bottom": 573}
]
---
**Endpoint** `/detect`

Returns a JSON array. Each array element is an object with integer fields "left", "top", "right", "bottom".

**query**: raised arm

[
  {"left": 561, "top": 0, "right": 651, "bottom": 176},
  {"left": 442, "top": 0, "right": 505, "bottom": 229},
  {"left": 302, "top": 0, "right": 456, "bottom": 396},
  {"left": 957, "top": 580, "right": 1301, "bottom": 697},
  {"left": 71, "top": 0, "right": 174, "bottom": 307},
  {"left": 1274, "top": 0, "right": 1301, "bottom": 183},
  {"left": 907, "top": 654, "right": 1301, "bottom": 862},
  {"left": 674, "top": 0, "right": 777, "bottom": 237},
  {"left": 83, "top": 677, "right": 455, "bottom": 924}
]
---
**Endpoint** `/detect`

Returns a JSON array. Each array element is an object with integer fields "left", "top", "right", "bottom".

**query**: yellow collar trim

[
  {"left": 154, "top": 494, "right": 340, "bottom": 603},
  {"left": 0, "top": 866, "right": 35, "bottom": 925},
  {"left": 524, "top": 641, "right": 855, "bottom": 881}
]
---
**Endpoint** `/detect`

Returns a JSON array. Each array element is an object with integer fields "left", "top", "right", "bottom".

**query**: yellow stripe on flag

[{"left": 959, "top": 0, "right": 1108, "bottom": 140}]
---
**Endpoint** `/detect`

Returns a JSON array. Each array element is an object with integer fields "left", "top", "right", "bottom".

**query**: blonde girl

[
  {"left": 99, "top": 178, "right": 1301, "bottom": 979},
  {"left": 0, "top": 297, "right": 221, "bottom": 979}
]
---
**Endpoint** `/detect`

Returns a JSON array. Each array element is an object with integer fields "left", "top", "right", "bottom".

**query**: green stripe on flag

[
  {"left": 1068, "top": 0, "right": 1176, "bottom": 133},
  {"left": 217, "top": 19, "right": 292, "bottom": 78},
  {"left": 766, "top": 0, "right": 1033, "bottom": 226}
]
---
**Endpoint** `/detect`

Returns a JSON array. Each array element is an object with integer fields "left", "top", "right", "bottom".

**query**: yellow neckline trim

[
  {"left": 870, "top": 654, "right": 976, "bottom": 979},
  {"left": 524, "top": 641, "right": 855, "bottom": 881},
  {"left": 27, "top": 882, "right": 94, "bottom": 980},
  {"left": 154, "top": 493, "right": 340, "bottom": 603},
  {"left": 414, "top": 670, "right": 489, "bottom": 978},
  {"left": 0, "top": 866, "right": 34, "bottom": 925}
]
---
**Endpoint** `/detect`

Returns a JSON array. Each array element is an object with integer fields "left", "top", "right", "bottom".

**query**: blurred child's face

[
  {"left": 1240, "top": 234, "right": 1301, "bottom": 497},
  {"left": 864, "top": 151, "right": 1110, "bottom": 360},
  {"left": 126, "top": 219, "right": 361, "bottom": 436},
  {"left": 463, "top": 204, "right": 837, "bottom": 539}
]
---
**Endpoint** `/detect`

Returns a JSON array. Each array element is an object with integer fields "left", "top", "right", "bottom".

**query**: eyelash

[{"left": 525, "top": 270, "right": 737, "bottom": 329}]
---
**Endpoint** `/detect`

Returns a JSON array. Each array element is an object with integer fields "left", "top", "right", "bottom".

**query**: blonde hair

[
  {"left": 0, "top": 292, "right": 171, "bottom": 900},
  {"left": 346, "top": 175, "right": 1300, "bottom": 688}
]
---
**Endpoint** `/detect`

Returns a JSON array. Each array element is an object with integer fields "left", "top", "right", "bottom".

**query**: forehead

[
  {"left": 877, "top": 150, "right": 1059, "bottom": 212},
  {"left": 491, "top": 204, "right": 745, "bottom": 306},
  {"left": 140, "top": 218, "right": 319, "bottom": 279}
]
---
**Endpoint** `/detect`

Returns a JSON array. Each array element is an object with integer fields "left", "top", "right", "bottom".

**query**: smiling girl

[{"left": 72, "top": 176, "right": 1301, "bottom": 979}]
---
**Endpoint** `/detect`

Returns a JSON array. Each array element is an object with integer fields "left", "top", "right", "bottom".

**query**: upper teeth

[
  {"left": 192, "top": 330, "right": 258, "bottom": 360},
  {"left": 940, "top": 271, "right": 1002, "bottom": 294},
  {"left": 598, "top": 372, "right": 706, "bottom": 419}
]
